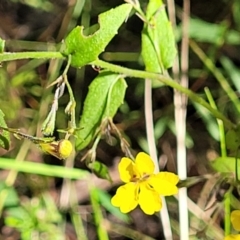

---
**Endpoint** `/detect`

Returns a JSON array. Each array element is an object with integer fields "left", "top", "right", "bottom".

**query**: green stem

[
  {"left": 224, "top": 191, "right": 231, "bottom": 236},
  {"left": 0, "top": 51, "right": 65, "bottom": 62},
  {"left": 92, "top": 59, "right": 235, "bottom": 129},
  {"left": 190, "top": 40, "right": 240, "bottom": 113},
  {"left": 205, "top": 87, "right": 227, "bottom": 157},
  {"left": 90, "top": 186, "right": 109, "bottom": 240},
  {"left": 63, "top": 55, "right": 77, "bottom": 132},
  {"left": 235, "top": 150, "right": 239, "bottom": 182},
  {"left": 0, "top": 158, "right": 88, "bottom": 179}
]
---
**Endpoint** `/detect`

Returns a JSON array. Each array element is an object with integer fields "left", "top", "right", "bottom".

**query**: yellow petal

[
  {"left": 149, "top": 172, "right": 179, "bottom": 196},
  {"left": 118, "top": 157, "right": 140, "bottom": 183},
  {"left": 138, "top": 183, "right": 162, "bottom": 215},
  {"left": 135, "top": 152, "right": 154, "bottom": 176},
  {"left": 111, "top": 183, "right": 138, "bottom": 213},
  {"left": 224, "top": 235, "right": 240, "bottom": 240},
  {"left": 231, "top": 210, "right": 240, "bottom": 231}
]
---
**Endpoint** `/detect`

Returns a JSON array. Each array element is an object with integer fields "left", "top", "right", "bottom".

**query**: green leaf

[
  {"left": 220, "top": 56, "right": 240, "bottom": 91},
  {"left": 226, "top": 129, "right": 240, "bottom": 151},
  {"left": 193, "top": 102, "right": 219, "bottom": 141},
  {"left": 103, "top": 74, "right": 127, "bottom": 118},
  {"left": 0, "top": 38, "right": 5, "bottom": 53},
  {"left": 0, "top": 182, "right": 19, "bottom": 207},
  {"left": 211, "top": 157, "right": 238, "bottom": 173},
  {"left": 87, "top": 161, "right": 112, "bottom": 182},
  {"left": 62, "top": 4, "right": 132, "bottom": 67},
  {"left": 89, "top": 187, "right": 109, "bottom": 240},
  {"left": 11, "top": 70, "right": 38, "bottom": 87},
  {"left": 0, "top": 109, "right": 10, "bottom": 149},
  {"left": 76, "top": 71, "right": 127, "bottom": 150},
  {"left": 176, "top": 18, "right": 240, "bottom": 45},
  {"left": 141, "top": 0, "right": 176, "bottom": 73}
]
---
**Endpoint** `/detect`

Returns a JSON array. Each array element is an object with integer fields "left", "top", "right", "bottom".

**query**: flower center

[
  {"left": 131, "top": 172, "right": 150, "bottom": 183},
  {"left": 141, "top": 173, "right": 150, "bottom": 181}
]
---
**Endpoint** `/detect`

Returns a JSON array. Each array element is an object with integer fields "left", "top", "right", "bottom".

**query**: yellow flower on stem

[
  {"left": 224, "top": 210, "right": 240, "bottom": 240},
  {"left": 111, "top": 152, "right": 179, "bottom": 215},
  {"left": 231, "top": 210, "right": 240, "bottom": 231}
]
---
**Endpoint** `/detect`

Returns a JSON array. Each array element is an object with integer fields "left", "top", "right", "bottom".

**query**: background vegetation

[{"left": 0, "top": 0, "right": 240, "bottom": 239}]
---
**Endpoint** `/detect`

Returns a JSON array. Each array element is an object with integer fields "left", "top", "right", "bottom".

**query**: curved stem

[
  {"left": 92, "top": 59, "right": 235, "bottom": 129},
  {"left": 63, "top": 55, "right": 77, "bottom": 132},
  {"left": 0, "top": 51, "right": 235, "bottom": 129}
]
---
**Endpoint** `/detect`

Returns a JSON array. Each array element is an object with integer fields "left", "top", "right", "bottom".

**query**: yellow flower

[
  {"left": 224, "top": 210, "right": 240, "bottom": 240},
  {"left": 231, "top": 210, "right": 240, "bottom": 231},
  {"left": 224, "top": 235, "right": 240, "bottom": 240},
  {"left": 111, "top": 152, "right": 179, "bottom": 215}
]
